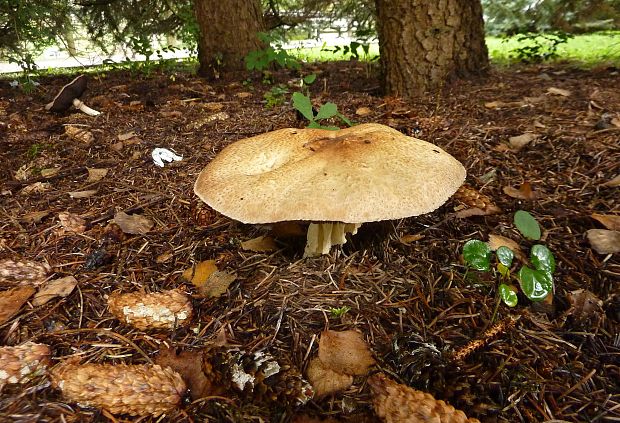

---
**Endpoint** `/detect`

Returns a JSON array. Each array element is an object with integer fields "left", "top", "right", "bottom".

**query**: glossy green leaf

[
  {"left": 499, "top": 283, "right": 518, "bottom": 307},
  {"left": 463, "top": 240, "right": 492, "bottom": 271},
  {"left": 518, "top": 266, "right": 553, "bottom": 301},
  {"left": 514, "top": 210, "right": 541, "bottom": 240},
  {"left": 531, "top": 244, "right": 555, "bottom": 274},
  {"left": 315, "top": 102, "right": 339, "bottom": 120},
  {"left": 292, "top": 92, "right": 314, "bottom": 121},
  {"left": 496, "top": 246, "right": 514, "bottom": 267},
  {"left": 303, "top": 74, "right": 317, "bottom": 85}
]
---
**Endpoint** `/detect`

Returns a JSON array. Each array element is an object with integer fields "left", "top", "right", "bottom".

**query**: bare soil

[{"left": 0, "top": 60, "right": 618, "bottom": 422}]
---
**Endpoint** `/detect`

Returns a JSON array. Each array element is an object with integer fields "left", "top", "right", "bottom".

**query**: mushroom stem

[
  {"left": 72, "top": 98, "right": 101, "bottom": 116},
  {"left": 303, "top": 222, "right": 362, "bottom": 258}
]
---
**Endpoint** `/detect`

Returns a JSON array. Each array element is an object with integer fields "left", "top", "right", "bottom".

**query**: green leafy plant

[
  {"left": 245, "top": 32, "right": 300, "bottom": 72},
  {"left": 264, "top": 85, "right": 289, "bottom": 108},
  {"left": 329, "top": 306, "right": 351, "bottom": 318},
  {"left": 292, "top": 92, "right": 352, "bottom": 130},
  {"left": 462, "top": 211, "right": 555, "bottom": 307},
  {"left": 322, "top": 40, "right": 373, "bottom": 61},
  {"left": 505, "top": 31, "right": 574, "bottom": 63}
]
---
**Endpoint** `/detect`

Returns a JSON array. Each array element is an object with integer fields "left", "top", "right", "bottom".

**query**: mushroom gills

[{"left": 303, "top": 222, "right": 361, "bottom": 258}]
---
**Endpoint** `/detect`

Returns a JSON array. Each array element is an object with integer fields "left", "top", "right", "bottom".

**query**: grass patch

[{"left": 487, "top": 31, "right": 620, "bottom": 66}]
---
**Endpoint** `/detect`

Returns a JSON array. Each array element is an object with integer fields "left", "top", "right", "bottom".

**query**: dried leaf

[
  {"left": 156, "top": 251, "right": 174, "bottom": 264},
  {"left": 566, "top": 289, "right": 603, "bottom": 322},
  {"left": 241, "top": 236, "right": 278, "bottom": 252},
  {"left": 181, "top": 260, "right": 217, "bottom": 286},
  {"left": 399, "top": 234, "right": 425, "bottom": 245},
  {"left": 65, "top": 125, "right": 94, "bottom": 144},
  {"left": 21, "top": 182, "right": 52, "bottom": 195},
  {"left": 235, "top": 92, "right": 252, "bottom": 98},
  {"left": 159, "top": 110, "right": 183, "bottom": 118},
  {"left": 113, "top": 211, "right": 153, "bottom": 235},
  {"left": 32, "top": 276, "right": 78, "bottom": 306},
  {"left": 355, "top": 107, "right": 372, "bottom": 116},
  {"left": 155, "top": 348, "right": 213, "bottom": 400},
  {"left": 20, "top": 210, "right": 50, "bottom": 224},
  {"left": 488, "top": 234, "right": 526, "bottom": 262},
  {"left": 591, "top": 214, "right": 620, "bottom": 231},
  {"left": 58, "top": 212, "right": 87, "bottom": 233},
  {"left": 110, "top": 141, "right": 124, "bottom": 152},
  {"left": 306, "top": 357, "right": 353, "bottom": 397},
  {"left": 508, "top": 133, "right": 537, "bottom": 151},
  {"left": 68, "top": 190, "right": 98, "bottom": 199},
  {"left": 118, "top": 131, "right": 138, "bottom": 141},
  {"left": 484, "top": 100, "right": 524, "bottom": 109},
  {"left": 86, "top": 168, "right": 109, "bottom": 183},
  {"left": 601, "top": 174, "right": 620, "bottom": 187},
  {"left": 318, "top": 330, "right": 375, "bottom": 376},
  {"left": 40, "top": 168, "right": 60, "bottom": 178},
  {"left": 0, "top": 286, "right": 36, "bottom": 324},
  {"left": 200, "top": 271, "right": 236, "bottom": 298},
  {"left": 503, "top": 182, "right": 539, "bottom": 200},
  {"left": 586, "top": 229, "right": 620, "bottom": 254},
  {"left": 611, "top": 117, "right": 620, "bottom": 128},
  {"left": 547, "top": 87, "right": 571, "bottom": 97}
]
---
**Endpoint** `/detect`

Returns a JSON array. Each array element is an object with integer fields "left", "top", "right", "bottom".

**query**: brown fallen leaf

[
  {"left": 591, "top": 214, "right": 620, "bottom": 231},
  {"left": 113, "top": 211, "right": 153, "bottom": 235},
  {"left": 547, "top": 87, "right": 571, "bottom": 97},
  {"left": 68, "top": 190, "right": 98, "bottom": 199},
  {"left": 65, "top": 125, "right": 94, "bottom": 144},
  {"left": 487, "top": 234, "right": 526, "bottom": 262},
  {"left": 32, "top": 275, "right": 78, "bottom": 306},
  {"left": 236, "top": 92, "right": 252, "bottom": 98},
  {"left": 181, "top": 259, "right": 218, "bottom": 287},
  {"left": 86, "top": 168, "right": 109, "bottom": 183},
  {"left": 355, "top": 107, "right": 372, "bottom": 116},
  {"left": 118, "top": 131, "right": 138, "bottom": 141},
  {"left": 586, "top": 229, "right": 620, "bottom": 254},
  {"left": 159, "top": 110, "right": 183, "bottom": 118},
  {"left": 155, "top": 347, "right": 213, "bottom": 400},
  {"left": 399, "top": 234, "right": 425, "bottom": 245},
  {"left": 21, "top": 182, "right": 52, "bottom": 195},
  {"left": 508, "top": 133, "right": 538, "bottom": 151},
  {"left": 58, "top": 212, "right": 87, "bottom": 233},
  {"left": 600, "top": 174, "right": 620, "bottom": 187},
  {"left": 20, "top": 210, "right": 50, "bottom": 224},
  {"left": 318, "top": 330, "right": 375, "bottom": 376},
  {"left": 503, "top": 182, "right": 539, "bottom": 200},
  {"left": 199, "top": 271, "right": 236, "bottom": 298},
  {"left": 241, "top": 235, "right": 278, "bottom": 252},
  {"left": 0, "top": 286, "right": 36, "bottom": 324},
  {"left": 484, "top": 100, "right": 525, "bottom": 109},
  {"left": 566, "top": 289, "right": 603, "bottom": 324},
  {"left": 40, "top": 168, "right": 60, "bottom": 178},
  {"left": 306, "top": 357, "right": 353, "bottom": 397},
  {"left": 156, "top": 251, "right": 174, "bottom": 264}
]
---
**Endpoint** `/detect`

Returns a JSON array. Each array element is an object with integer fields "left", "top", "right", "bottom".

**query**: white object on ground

[{"left": 152, "top": 148, "right": 183, "bottom": 167}]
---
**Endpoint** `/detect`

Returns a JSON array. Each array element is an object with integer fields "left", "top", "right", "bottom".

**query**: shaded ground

[{"left": 0, "top": 60, "right": 618, "bottom": 422}]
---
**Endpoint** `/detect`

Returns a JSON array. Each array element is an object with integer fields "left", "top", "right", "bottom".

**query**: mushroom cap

[
  {"left": 194, "top": 123, "right": 466, "bottom": 224},
  {"left": 45, "top": 75, "right": 88, "bottom": 113}
]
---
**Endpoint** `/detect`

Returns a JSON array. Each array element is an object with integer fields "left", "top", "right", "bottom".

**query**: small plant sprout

[
  {"left": 462, "top": 210, "right": 556, "bottom": 307},
  {"left": 292, "top": 92, "right": 353, "bottom": 130},
  {"left": 329, "top": 306, "right": 351, "bottom": 318}
]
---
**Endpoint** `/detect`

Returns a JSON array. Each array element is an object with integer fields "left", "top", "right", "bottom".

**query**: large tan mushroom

[{"left": 194, "top": 123, "right": 466, "bottom": 257}]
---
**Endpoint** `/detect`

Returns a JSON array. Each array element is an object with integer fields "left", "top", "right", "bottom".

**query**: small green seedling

[
  {"left": 463, "top": 210, "right": 555, "bottom": 307},
  {"left": 264, "top": 85, "right": 289, "bottom": 108},
  {"left": 292, "top": 92, "right": 353, "bottom": 130},
  {"left": 329, "top": 306, "right": 351, "bottom": 318}
]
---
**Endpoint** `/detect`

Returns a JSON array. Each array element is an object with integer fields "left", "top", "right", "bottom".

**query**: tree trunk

[
  {"left": 193, "top": 0, "right": 265, "bottom": 78},
  {"left": 375, "top": 0, "right": 488, "bottom": 98}
]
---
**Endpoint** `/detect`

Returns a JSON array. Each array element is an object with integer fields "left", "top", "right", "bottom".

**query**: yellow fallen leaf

[
  {"left": 182, "top": 260, "right": 217, "bottom": 287},
  {"left": 241, "top": 236, "right": 277, "bottom": 252}
]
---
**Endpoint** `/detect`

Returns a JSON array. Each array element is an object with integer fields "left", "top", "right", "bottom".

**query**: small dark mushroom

[{"left": 45, "top": 75, "right": 100, "bottom": 116}]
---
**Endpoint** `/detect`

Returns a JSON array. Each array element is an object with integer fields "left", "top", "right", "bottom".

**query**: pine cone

[
  {"left": 203, "top": 347, "right": 314, "bottom": 405},
  {"left": 0, "top": 259, "right": 51, "bottom": 285},
  {"left": 190, "top": 200, "right": 217, "bottom": 226},
  {"left": 107, "top": 289, "right": 193, "bottom": 330},
  {"left": 453, "top": 184, "right": 500, "bottom": 215},
  {"left": 368, "top": 373, "right": 480, "bottom": 423},
  {"left": 50, "top": 362, "right": 186, "bottom": 416},
  {"left": 0, "top": 342, "right": 51, "bottom": 389}
]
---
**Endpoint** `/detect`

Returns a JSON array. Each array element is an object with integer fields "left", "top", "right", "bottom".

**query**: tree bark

[
  {"left": 375, "top": 0, "right": 488, "bottom": 98},
  {"left": 193, "top": 0, "right": 265, "bottom": 78}
]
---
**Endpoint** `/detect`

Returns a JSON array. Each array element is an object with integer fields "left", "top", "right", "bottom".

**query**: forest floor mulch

[{"left": 0, "top": 60, "right": 618, "bottom": 423}]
